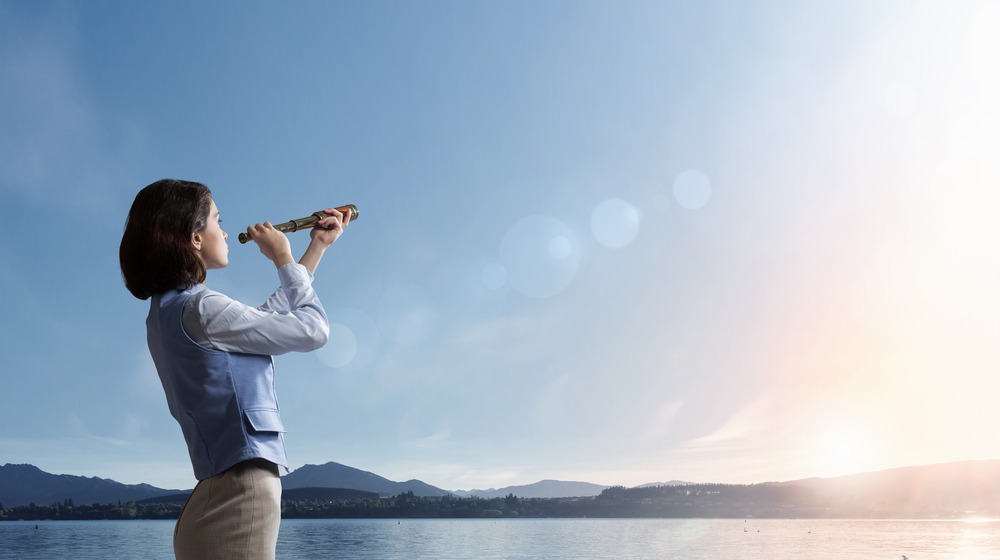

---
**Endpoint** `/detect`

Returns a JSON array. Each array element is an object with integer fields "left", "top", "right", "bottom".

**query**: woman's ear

[{"left": 191, "top": 232, "right": 203, "bottom": 250}]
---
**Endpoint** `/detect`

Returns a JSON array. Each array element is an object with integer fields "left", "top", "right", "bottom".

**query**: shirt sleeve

[{"left": 183, "top": 263, "right": 330, "bottom": 355}]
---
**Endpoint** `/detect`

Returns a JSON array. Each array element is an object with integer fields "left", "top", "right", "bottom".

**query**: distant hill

[
  {"left": 136, "top": 492, "right": 191, "bottom": 505},
  {"left": 7, "top": 459, "right": 1000, "bottom": 517},
  {"left": 594, "top": 460, "right": 1000, "bottom": 518},
  {"left": 775, "top": 460, "right": 1000, "bottom": 516},
  {"left": 136, "top": 486, "right": 379, "bottom": 505},
  {"left": 281, "top": 462, "right": 451, "bottom": 497},
  {"left": 282, "top": 487, "right": 379, "bottom": 501},
  {"left": 0, "top": 464, "right": 184, "bottom": 507},
  {"left": 452, "top": 479, "right": 610, "bottom": 499},
  {"left": 635, "top": 480, "right": 694, "bottom": 488}
]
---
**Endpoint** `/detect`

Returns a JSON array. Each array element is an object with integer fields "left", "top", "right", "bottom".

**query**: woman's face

[{"left": 193, "top": 198, "right": 229, "bottom": 270}]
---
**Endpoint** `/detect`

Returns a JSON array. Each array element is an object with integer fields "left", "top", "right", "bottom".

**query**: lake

[{"left": 1, "top": 518, "right": 998, "bottom": 559}]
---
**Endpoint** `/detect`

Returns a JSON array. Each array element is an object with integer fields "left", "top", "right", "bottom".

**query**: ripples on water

[{"left": 1, "top": 518, "right": 998, "bottom": 559}]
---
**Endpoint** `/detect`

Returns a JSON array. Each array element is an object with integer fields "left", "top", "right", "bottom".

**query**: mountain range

[
  {"left": 282, "top": 462, "right": 614, "bottom": 499},
  {"left": 0, "top": 461, "right": 612, "bottom": 507},
  {"left": 282, "top": 461, "right": 451, "bottom": 497},
  {"left": 3, "top": 460, "right": 999, "bottom": 512},
  {"left": 0, "top": 464, "right": 186, "bottom": 507}
]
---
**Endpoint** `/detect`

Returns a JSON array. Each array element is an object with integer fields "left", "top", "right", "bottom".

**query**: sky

[{"left": 2, "top": 0, "right": 999, "bottom": 492}]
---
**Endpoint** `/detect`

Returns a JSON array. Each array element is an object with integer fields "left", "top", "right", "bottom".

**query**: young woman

[{"left": 120, "top": 179, "right": 349, "bottom": 559}]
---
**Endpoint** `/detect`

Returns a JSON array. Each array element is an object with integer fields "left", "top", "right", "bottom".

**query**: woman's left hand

[{"left": 309, "top": 206, "right": 351, "bottom": 247}]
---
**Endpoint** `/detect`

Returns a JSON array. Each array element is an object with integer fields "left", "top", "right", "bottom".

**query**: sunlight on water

[
  {"left": 961, "top": 517, "right": 1000, "bottom": 524},
  {"left": 672, "top": 169, "right": 712, "bottom": 210},
  {"left": 591, "top": 198, "right": 640, "bottom": 249},
  {"left": 500, "top": 215, "right": 581, "bottom": 298}
]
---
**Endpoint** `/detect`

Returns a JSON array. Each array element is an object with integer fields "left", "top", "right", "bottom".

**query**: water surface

[{"left": 2, "top": 518, "right": 998, "bottom": 559}]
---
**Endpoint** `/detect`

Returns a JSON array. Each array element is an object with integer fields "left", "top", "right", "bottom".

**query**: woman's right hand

[{"left": 247, "top": 222, "right": 294, "bottom": 268}]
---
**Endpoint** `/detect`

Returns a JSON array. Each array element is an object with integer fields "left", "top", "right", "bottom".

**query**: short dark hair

[{"left": 120, "top": 179, "right": 213, "bottom": 300}]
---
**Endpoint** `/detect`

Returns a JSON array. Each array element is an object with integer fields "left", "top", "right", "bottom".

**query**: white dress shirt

[{"left": 182, "top": 262, "right": 329, "bottom": 355}]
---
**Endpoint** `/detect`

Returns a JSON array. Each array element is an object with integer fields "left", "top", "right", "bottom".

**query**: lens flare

[
  {"left": 673, "top": 169, "right": 712, "bottom": 210},
  {"left": 591, "top": 198, "right": 640, "bottom": 249},
  {"left": 500, "top": 215, "right": 581, "bottom": 298}
]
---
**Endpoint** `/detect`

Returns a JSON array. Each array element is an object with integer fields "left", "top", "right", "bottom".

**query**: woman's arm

[
  {"left": 184, "top": 264, "right": 329, "bottom": 355},
  {"left": 245, "top": 221, "right": 295, "bottom": 269},
  {"left": 183, "top": 208, "right": 350, "bottom": 355},
  {"left": 298, "top": 206, "right": 350, "bottom": 274}
]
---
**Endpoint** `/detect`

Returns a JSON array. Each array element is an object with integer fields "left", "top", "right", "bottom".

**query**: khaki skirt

[{"left": 174, "top": 459, "right": 282, "bottom": 560}]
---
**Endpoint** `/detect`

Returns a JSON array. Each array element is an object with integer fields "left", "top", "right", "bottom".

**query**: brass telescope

[{"left": 237, "top": 204, "right": 359, "bottom": 244}]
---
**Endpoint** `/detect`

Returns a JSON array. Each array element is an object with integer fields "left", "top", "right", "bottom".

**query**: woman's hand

[
  {"left": 308, "top": 206, "right": 351, "bottom": 248},
  {"left": 299, "top": 206, "right": 351, "bottom": 274},
  {"left": 247, "top": 221, "right": 294, "bottom": 269}
]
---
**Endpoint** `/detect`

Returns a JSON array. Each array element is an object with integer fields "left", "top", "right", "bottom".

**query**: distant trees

[
  {"left": 505, "top": 493, "right": 520, "bottom": 509},
  {"left": 0, "top": 492, "right": 592, "bottom": 521},
  {"left": 2, "top": 483, "right": 996, "bottom": 520},
  {"left": 0, "top": 499, "right": 183, "bottom": 521}
]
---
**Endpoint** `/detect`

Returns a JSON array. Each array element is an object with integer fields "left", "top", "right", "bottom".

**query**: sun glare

[
  {"left": 819, "top": 423, "right": 873, "bottom": 476},
  {"left": 961, "top": 517, "right": 999, "bottom": 524}
]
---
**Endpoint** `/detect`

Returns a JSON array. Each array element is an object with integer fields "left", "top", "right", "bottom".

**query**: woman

[{"left": 120, "top": 179, "right": 349, "bottom": 559}]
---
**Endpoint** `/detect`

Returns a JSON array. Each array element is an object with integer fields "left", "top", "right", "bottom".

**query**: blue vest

[{"left": 147, "top": 287, "right": 288, "bottom": 480}]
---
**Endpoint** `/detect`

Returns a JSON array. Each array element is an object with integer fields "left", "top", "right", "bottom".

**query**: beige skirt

[{"left": 174, "top": 459, "right": 282, "bottom": 560}]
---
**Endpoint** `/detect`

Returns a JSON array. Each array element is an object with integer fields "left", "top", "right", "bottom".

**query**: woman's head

[{"left": 120, "top": 179, "right": 214, "bottom": 300}]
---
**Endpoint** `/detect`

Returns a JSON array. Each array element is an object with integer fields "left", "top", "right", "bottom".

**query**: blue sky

[{"left": 2, "top": 1, "right": 999, "bottom": 491}]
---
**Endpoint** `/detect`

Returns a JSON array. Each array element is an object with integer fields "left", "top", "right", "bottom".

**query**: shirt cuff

[{"left": 276, "top": 262, "right": 314, "bottom": 287}]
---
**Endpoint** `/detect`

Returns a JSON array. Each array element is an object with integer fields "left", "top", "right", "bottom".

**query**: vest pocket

[{"left": 243, "top": 408, "right": 286, "bottom": 433}]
